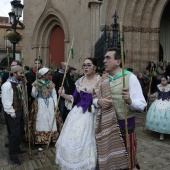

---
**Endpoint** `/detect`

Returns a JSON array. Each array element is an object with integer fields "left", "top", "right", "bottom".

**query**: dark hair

[
  {"left": 161, "top": 75, "right": 168, "bottom": 80},
  {"left": 106, "top": 47, "right": 125, "bottom": 67},
  {"left": 127, "top": 68, "right": 133, "bottom": 72},
  {"left": 107, "top": 47, "right": 121, "bottom": 59},
  {"left": 11, "top": 60, "right": 21, "bottom": 66},
  {"left": 84, "top": 57, "right": 97, "bottom": 67},
  {"left": 146, "top": 61, "right": 156, "bottom": 70},
  {"left": 24, "top": 66, "right": 30, "bottom": 71},
  {"left": 35, "top": 58, "right": 42, "bottom": 64},
  {"left": 68, "top": 67, "right": 76, "bottom": 73}
]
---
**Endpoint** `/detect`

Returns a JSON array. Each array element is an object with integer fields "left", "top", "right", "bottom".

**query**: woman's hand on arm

[{"left": 98, "top": 98, "right": 112, "bottom": 109}]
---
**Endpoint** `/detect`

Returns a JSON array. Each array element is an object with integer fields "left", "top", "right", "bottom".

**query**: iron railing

[{"left": 95, "top": 11, "right": 120, "bottom": 70}]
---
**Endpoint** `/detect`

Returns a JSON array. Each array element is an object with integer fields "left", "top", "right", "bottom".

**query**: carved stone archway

[{"left": 31, "top": 0, "right": 69, "bottom": 66}]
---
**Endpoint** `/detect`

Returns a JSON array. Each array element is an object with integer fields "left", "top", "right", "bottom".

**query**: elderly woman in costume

[
  {"left": 55, "top": 58, "right": 100, "bottom": 170},
  {"left": 29, "top": 67, "right": 58, "bottom": 151}
]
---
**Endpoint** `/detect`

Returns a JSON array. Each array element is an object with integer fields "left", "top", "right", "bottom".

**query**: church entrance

[{"left": 49, "top": 26, "right": 64, "bottom": 70}]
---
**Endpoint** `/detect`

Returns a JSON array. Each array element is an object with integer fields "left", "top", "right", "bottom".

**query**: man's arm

[
  {"left": 128, "top": 74, "right": 147, "bottom": 112},
  {"left": 1, "top": 82, "right": 16, "bottom": 117}
]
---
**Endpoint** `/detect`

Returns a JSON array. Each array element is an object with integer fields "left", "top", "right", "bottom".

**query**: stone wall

[
  {"left": 23, "top": 0, "right": 169, "bottom": 72},
  {"left": 101, "top": 0, "right": 169, "bottom": 73}
]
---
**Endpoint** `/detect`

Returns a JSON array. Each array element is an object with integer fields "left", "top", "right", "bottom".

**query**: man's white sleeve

[
  {"left": 128, "top": 74, "right": 147, "bottom": 112},
  {"left": 1, "top": 82, "right": 15, "bottom": 116}
]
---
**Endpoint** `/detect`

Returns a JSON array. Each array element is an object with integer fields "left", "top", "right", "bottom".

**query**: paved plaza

[{"left": 0, "top": 112, "right": 170, "bottom": 170}]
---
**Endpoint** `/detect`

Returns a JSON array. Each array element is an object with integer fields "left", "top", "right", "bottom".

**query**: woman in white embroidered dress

[
  {"left": 30, "top": 68, "right": 58, "bottom": 151},
  {"left": 55, "top": 58, "right": 100, "bottom": 170}
]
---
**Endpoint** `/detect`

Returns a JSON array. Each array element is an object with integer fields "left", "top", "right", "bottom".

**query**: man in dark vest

[
  {"left": 26, "top": 58, "right": 42, "bottom": 108},
  {"left": 67, "top": 66, "right": 76, "bottom": 95},
  {"left": 1, "top": 65, "right": 27, "bottom": 165},
  {"left": 1, "top": 60, "right": 22, "bottom": 148}
]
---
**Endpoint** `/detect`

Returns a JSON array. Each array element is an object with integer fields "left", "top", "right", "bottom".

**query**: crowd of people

[{"left": 0, "top": 47, "right": 169, "bottom": 169}]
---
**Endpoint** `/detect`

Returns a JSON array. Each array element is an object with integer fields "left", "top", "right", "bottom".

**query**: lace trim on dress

[
  {"left": 65, "top": 95, "right": 74, "bottom": 110},
  {"left": 56, "top": 152, "right": 96, "bottom": 170},
  {"left": 157, "top": 84, "right": 170, "bottom": 92},
  {"left": 75, "top": 75, "right": 101, "bottom": 93},
  {"left": 64, "top": 75, "right": 101, "bottom": 110}
]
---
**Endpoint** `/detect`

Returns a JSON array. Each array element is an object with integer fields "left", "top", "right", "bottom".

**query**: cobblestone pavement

[{"left": 0, "top": 112, "right": 170, "bottom": 170}]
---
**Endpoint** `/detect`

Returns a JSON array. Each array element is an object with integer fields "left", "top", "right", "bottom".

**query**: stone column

[{"left": 88, "top": 0, "right": 102, "bottom": 57}]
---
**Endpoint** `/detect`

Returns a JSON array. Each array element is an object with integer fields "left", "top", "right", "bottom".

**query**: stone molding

[
  {"left": 123, "top": 26, "right": 160, "bottom": 33},
  {"left": 100, "top": 24, "right": 159, "bottom": 33},
  {"left": 88, "top": 0, "right": 102, "bottom": 8}
]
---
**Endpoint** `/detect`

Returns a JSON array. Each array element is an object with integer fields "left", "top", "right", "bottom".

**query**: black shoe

[
  {"left": 5, "top": 143, "right": 9, "bottom": 147},
  {"left": 18, "top": 150, "right": 27, "bottom": 155},
  {"left": 10, "top": 159, "right": 21, "bottom": 165}
]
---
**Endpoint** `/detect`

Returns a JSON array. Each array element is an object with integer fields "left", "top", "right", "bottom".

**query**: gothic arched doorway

[
  {"left": 49, "top": 26, "right": 65, "bottom": 69},
  {"left": 160, "top": 0, "right": 170, "bottom": 63}
]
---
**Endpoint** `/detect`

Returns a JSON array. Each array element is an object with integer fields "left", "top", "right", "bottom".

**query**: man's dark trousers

[
  {"left": 59, "top": 98, "right": 68, "bottom": 122},
  {"left": 5, "top": 109, "right": 24, "bottom": 160}
]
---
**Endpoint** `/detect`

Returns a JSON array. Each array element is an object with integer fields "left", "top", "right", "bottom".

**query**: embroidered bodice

[
  {"left": 157, "top": 84, "right": 170, "bottom": 100},
  {"left": 72, "top": 75, "right": 100, "bottom": 113}
]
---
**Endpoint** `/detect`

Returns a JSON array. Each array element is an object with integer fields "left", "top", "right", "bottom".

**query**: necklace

[
  {"left": 86, "top": 77, "right": 94, "bottom": 84},
  {"left": 86, "top": 80, "right": 91, "bottom": 84}
]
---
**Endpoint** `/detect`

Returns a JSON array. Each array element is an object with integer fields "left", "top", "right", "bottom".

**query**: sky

[{"left": 0, "top": 0, "right": 24, "bottom": 18}]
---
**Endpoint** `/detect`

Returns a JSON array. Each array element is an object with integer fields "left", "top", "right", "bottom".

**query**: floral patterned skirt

[
  {"left": 146, "top": 99, "right": 170, "bottom": 134},
  {"left": 28, "top": 100, "right": 63, "bottom": 145}
]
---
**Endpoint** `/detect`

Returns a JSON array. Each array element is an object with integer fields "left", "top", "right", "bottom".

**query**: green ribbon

[
  {"left": 68, "top": 48, "right": 74, "bottom": 59},
  {"left": 37, "top": 56, "right": 42, "bottom": 63},
  {"left": 143, "top": 74, "right": 150, "bottom": 79},
  {"left": 109, "top": 70, "right": 131, "bottom": 82},
  {"left": 37, "top": 79, "right": 50, "bottom": 89},
  {"left": 24, "top": 70, "right": 30, "bottom": 75}
]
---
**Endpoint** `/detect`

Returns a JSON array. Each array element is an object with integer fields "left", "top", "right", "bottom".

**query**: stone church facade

[{"left": 22, "top": 0, "right": 170, "bottom": 72}]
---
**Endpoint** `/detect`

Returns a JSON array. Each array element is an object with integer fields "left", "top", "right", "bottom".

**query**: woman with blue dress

[
  {"left": 146, "top": 75, "right": 170, "bottom": 140},
  {"left": 55, "top": 58, "right": 100, "bottom": 170}
]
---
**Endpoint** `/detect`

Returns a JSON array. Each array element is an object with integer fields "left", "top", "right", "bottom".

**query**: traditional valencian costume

[
  {"left": 29, "top": 68, "right": 62, "bottom": 146},
  {"left": 55, "top": 75, "right": 100, "bottom": 170},
  {"left": 95, "top": 71, "right": 146, "bottom": 170},
  {"left": 1, "top": 66, "right": 26, "bottom": 165},
  {"left": 146, "top": 84, "right": 170, "bottom": 135}
]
